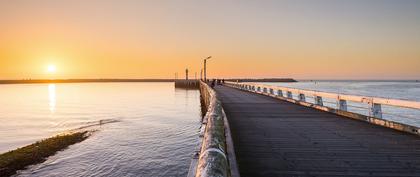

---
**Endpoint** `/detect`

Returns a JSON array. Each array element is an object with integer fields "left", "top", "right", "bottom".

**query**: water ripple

[{"left": 4, "top": 83, "right": 201, "bottom": 177}]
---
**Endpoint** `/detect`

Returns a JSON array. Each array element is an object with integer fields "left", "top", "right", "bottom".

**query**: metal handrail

[{"left": 225, "top": 81, "right": 420, "bottom": 119}]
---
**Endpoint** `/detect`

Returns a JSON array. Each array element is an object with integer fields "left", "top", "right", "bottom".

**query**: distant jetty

[
  {"left": 174, "top": 80, "right": 199, "bottom": 89},
  {"left": 0, "top": 79, "right": 175, "bottom": 84}
]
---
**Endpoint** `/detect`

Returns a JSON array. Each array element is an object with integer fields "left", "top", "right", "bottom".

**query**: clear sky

[{"left": 0, "top": 0, "right": 419, "bottom": 80}]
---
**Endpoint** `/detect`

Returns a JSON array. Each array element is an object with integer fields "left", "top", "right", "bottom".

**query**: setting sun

[{"left": 47, "top": 65, "right": 57, "bottom": 73}]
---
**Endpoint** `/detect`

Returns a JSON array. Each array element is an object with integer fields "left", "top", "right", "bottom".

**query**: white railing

[{"left": 225, "top": 81, "right": 420, "bottom": 121}]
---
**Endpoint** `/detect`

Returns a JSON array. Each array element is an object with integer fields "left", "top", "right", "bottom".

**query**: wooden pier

[{"left": 213, "top": 84, "right": 420, "bottom": 177}]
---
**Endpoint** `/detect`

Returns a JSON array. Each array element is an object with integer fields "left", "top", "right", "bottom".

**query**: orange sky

[{"left": 1, "top": 0, "right": 419, "bottom": 80}]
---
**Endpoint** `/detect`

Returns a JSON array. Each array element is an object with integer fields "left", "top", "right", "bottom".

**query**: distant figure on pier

[
  {"left": 222, "top": 79, "right": 225, "bottom": 84},
  {"left": 211, "top": 79, "right": 215, "bottom": 88}
]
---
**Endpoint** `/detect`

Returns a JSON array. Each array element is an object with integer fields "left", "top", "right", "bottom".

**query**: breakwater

[{"left": 0, "top": 131, "right": 91, "bottom": 177}]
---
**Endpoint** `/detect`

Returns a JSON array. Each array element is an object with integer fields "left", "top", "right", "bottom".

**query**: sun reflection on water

[{"left": 48, "top": 84, "right": 56, "bottom": 113}]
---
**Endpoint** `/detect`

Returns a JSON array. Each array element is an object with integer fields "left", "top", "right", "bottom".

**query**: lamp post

[
  {"left": 185, "top": 68, "right": 188, "bottom": 80},
  {"left": 203, "top": 56, "right": 212, "bottom": 82}
]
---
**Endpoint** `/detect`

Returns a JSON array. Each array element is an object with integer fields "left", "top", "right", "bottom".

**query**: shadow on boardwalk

[{"left": 215, "top": 85, "right": 420, "bottom": 177}]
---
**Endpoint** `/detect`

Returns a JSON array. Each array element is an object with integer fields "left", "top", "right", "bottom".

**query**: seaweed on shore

[{"left": 0, "top": 131, "right": 90, "bottom": 177}]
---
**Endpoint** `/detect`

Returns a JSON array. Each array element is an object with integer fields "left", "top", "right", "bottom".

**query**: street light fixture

[{"left": 204, "top": 56, "right": 212, "bottom": 81}]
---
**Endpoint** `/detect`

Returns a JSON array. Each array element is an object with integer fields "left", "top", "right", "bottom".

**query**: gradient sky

[{"left": 1, "top": 0, "right": 419, "bottom": 80}]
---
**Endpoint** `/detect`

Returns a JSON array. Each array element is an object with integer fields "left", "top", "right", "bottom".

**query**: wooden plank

[{"left": 215, "top": 85, "right": 420, "bottom": 177}]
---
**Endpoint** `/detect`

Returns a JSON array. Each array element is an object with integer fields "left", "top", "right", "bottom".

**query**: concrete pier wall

[{"left": 187, "top": 81, "right": 239, "bottom": 177}]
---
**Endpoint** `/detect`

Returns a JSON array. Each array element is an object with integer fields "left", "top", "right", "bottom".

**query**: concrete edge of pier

[
  {"left": 225, "top": 82, "right": 420, "bottom": 137},
  {"left": 187, "top": 81, "right": 239, "bottom": 177}
]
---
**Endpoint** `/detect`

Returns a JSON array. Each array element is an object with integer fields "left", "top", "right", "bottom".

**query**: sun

[{"left": 47, "top": 64, "right": 57, "bottom": 73}]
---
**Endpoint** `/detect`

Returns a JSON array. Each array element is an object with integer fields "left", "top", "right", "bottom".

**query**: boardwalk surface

[{"left": 215, "top": 85, "right": 420, "bottom": 177}]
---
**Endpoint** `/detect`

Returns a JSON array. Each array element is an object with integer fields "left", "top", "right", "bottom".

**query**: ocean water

[
  {"left": 262, "top": 81, "right": 420, "bottom": 127},
  {"left": 0, "top": 83, "right": 201, "bottom": 177}
]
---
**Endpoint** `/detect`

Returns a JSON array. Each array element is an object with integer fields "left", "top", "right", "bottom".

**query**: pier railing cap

[{"left": 226, "top": 81, "right": 420, "bottom": 110}]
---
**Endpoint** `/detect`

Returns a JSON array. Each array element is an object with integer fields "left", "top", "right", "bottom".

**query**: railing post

[
  {"left": 277, "top": 90, "right": 283, "bottom": 97},
  {"left": 287, "top": 91, "right": 293, "bottom": 99},
  {"left": 338, "top": 99, "right": 347, "bottom": 111},
  {"left": 369, "top": 103, "right": 382, "bottom": 118},
  {"left": 315, "top": 96, "right": 323, "bottom": 106},
  {"left": 298, "top": 94, "right": 306, "bottom": 102}
]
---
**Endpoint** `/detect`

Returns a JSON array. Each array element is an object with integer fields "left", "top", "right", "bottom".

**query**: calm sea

[
  {"left": 0, "top": 83, "right": 201, "bottom": 177},
  {"left": 262, "top": 81, "right": 420, "bottom": 127},
  {"left": 1, "top": 81, "right": 419, "bottom": 176}
]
